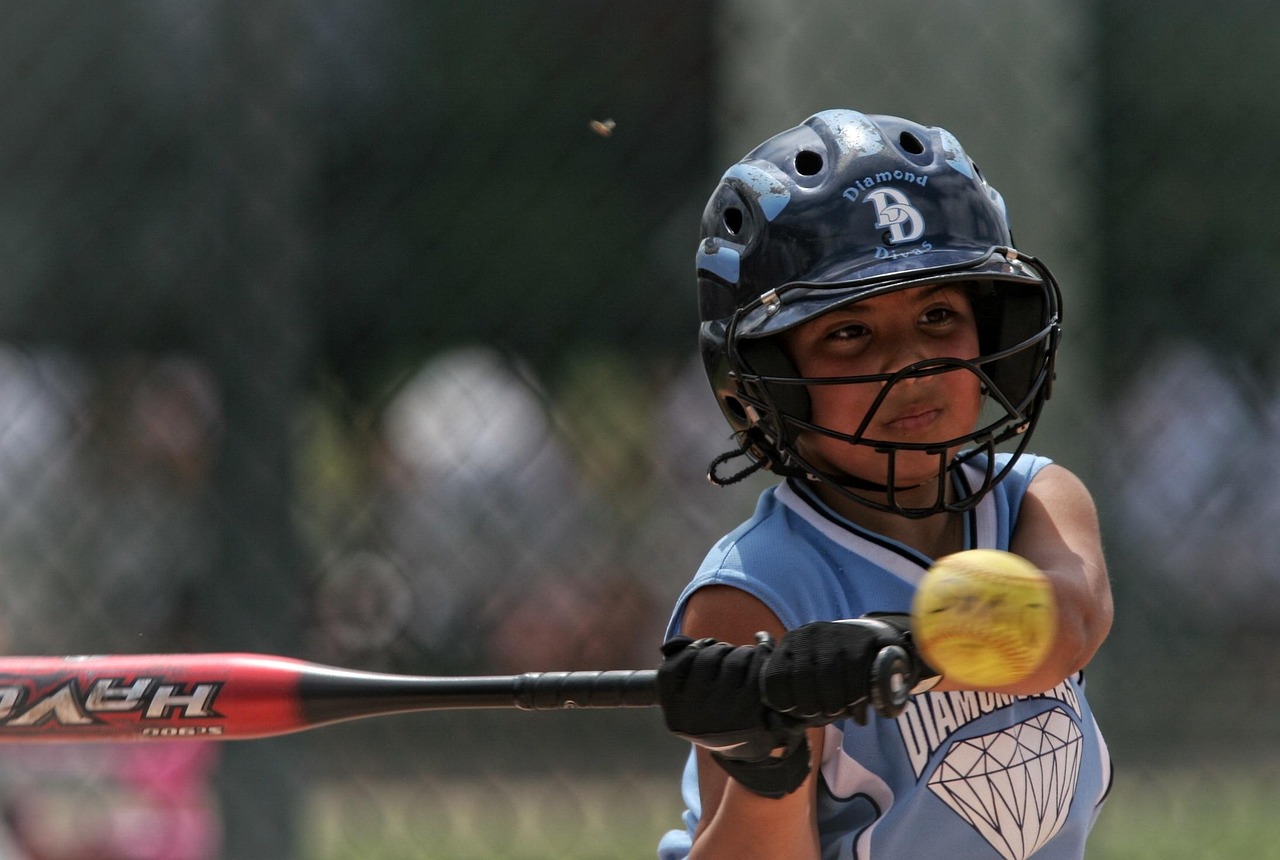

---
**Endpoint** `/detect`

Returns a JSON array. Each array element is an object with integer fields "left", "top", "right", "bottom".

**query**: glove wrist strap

[{"left": 711, "top": 736, "right": 810, "bottom": 799}]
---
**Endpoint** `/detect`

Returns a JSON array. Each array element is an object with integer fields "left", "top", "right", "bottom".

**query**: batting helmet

[{"left": 698, "top": 109, "right": 1062, "bottom": 516}]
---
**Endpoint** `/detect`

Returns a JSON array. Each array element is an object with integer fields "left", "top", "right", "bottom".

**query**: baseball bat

[{"left": 0, "top": 653, "right": 659, "bottom": 743}]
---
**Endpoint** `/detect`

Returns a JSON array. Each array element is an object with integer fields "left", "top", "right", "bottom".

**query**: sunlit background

[{"left": 1, "top": 2, "right": 1278, "bottom": 858}]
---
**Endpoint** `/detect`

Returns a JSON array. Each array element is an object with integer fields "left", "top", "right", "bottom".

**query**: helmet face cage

[{"left": 697, "top": 110, "right": 1064, "bottom": 517}]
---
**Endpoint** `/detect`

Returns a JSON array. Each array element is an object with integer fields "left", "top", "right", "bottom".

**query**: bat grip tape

[{"left": 514, "top": 670, "right": 659, "bottom": 710}]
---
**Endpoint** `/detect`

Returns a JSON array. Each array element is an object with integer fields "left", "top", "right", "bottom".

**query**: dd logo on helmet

[{"left": 864, "top": 188, "right": 925, "bottom": 244}]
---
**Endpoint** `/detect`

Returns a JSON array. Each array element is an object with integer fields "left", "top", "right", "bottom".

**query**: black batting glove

[
  {"left": 761, "top": 614, "right": 937, "bottom": 726},
  {"left": 657, "top": 634, "right": 810, "bottom": 799}
]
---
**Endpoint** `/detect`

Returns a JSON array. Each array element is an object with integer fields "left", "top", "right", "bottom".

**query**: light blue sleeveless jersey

[{"left": 658, "top": 453, "right": 1112, "bottom": 860}]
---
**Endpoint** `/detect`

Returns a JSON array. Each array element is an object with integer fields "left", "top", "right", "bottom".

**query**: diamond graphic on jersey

[{"left": 928, "top": 708, "right": 1083, "bottom": 860}]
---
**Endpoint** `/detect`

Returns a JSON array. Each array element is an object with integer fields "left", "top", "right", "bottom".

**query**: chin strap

[{"left": 707, "top": 443, "right": 768, "bottom": 486}]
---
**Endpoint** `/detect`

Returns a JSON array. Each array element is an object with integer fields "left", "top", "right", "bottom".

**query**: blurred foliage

[
  {"left": 1098, "top": 4, "right": 1280, "bottom": 381},
  {"left": 0, "top": 1, "right": 711, "bottom": 394}
]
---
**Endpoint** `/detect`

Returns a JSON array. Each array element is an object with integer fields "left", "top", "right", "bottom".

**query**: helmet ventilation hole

[
  {"left": 899, "top": 131, "right": 925, "bottom": 154},
  {"left": 722, "top": 207, "right": 744, "bottom": 235},
  {"left": 723, "top": 396, "right": 749, "bottom": 422},
  {"left": 794, "top": 150, "right": 824, "bottom": 176}
]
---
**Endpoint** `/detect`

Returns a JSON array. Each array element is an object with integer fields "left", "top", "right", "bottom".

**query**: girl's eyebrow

[
  {"left": 844, "top": 284, "right": 964, "bottom": 312},
  {"left": 818, "top": 283, "right": 969, "bottom": 324},
  {"left": 917, "top": 282, "right": 966, "bottom": 298}
]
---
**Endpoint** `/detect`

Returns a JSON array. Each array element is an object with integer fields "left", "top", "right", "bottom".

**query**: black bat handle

[
  {"left": 869, "top": 645, "right": 913, "bottom": 719},
  {"left": 513, "top": 669, "right": 659, "bottom": 710}
]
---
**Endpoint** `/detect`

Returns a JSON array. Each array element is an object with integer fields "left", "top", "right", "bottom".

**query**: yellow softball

[{"left": 912, "top": 549, "right": 1056, "bottom": 687}]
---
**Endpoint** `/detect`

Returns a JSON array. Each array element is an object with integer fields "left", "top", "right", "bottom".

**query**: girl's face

[{"left": 778, "top": 283, "right": 983, "bottom": 491}]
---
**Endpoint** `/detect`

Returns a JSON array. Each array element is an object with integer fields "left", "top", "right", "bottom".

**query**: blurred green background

[{"left": 1, "top": 1, "right": 1278, "bottom": 857}]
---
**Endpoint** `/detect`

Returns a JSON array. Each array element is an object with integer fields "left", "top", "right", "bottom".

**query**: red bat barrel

[{"left": 0, "top": 654, "right": 660, "bottom": 742}]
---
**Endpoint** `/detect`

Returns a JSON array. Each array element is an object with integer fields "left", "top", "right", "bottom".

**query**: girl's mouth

[{"left": 884, "top": 407, "right": 942, "bottom": 434}]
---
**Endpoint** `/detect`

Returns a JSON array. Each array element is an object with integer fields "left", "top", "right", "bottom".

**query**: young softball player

[{"left": 656, "top": 109, "right": 1113, "bottom": 859}]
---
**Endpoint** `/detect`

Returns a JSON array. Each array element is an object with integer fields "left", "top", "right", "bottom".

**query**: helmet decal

[
  {"left": 816, "top": 109, "right": 886, "bottom": 161},
  {"left": 841, "top": 171, "right": 930, "bottom": 203},
  {"left": 724, "top": 163, "right": 791, "bottom": 222},
  {"left": 696, "top": 242, "right": 741, "bottom": 285},
  {"left": 938, "top": 128, "right": 974, "bottom": 178},
  {"left": 863, "top": 187, "right": 926, "bottom": 245}
]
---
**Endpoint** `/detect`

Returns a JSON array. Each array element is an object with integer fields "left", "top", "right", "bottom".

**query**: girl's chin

[
  {"left": 795, "top": 439, "right": 964, "bottom": 488},
  {"left": 816, "top": 456, "right": 950, "bottom": 488}
]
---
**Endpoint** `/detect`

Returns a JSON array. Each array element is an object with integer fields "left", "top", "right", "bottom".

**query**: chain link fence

[{"left": 0, "top": 1, "right": 1277, "bottom": 857}]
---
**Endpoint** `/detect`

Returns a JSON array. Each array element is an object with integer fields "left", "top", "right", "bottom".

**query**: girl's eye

[
  {"left": 829, "top": 323, "right": 869, "bottom": 341},
  {"left": 922, "top": 306, "right": 957, "bottom": 325}
]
